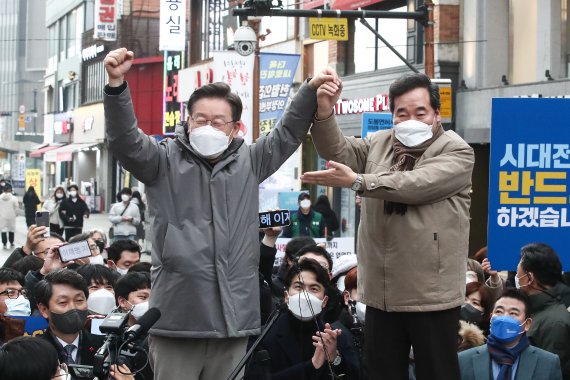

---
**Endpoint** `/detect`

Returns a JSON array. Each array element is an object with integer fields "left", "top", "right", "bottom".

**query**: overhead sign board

[{"left": 309, "top": 18, "right": 348, "bottom": 41}]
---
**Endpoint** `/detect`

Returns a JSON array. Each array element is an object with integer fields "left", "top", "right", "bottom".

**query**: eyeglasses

[
  {"left": 51, "top": 362, "right": 69, "bottom": 379},
  {"left": 0, "top": 288, "right": 28, "bottom": 299},
  {"left": 190, "top": 116, "right": 235, "bottom": 129}
]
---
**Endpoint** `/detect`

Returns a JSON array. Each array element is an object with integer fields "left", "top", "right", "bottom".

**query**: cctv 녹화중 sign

[{"left": 309, "top": 18, "right": 348, "bottom": 41}]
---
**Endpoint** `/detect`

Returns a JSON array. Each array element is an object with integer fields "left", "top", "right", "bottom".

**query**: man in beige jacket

[{"left": 302, "top": 72, "right": 474, "bottom": 379}]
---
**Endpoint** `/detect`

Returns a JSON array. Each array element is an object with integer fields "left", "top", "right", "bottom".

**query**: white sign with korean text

[
  {"left": 94, "top": 0, "right": 117, "bottom": 41},
  {"left": 159, "top": 0, "right": 186, "bottom": 52},
  {"left": 273, "top": 237, "right": 356, "bottom": 268},
  {"left": 213, "top": 51, "right": 254, "bottom": 144}
]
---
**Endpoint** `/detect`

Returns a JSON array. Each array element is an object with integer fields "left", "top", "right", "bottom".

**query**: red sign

[{"left": 303, "top": 0, "right": 385, "bottom": 10}]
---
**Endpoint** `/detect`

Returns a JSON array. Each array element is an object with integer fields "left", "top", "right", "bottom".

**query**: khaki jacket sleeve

[
  {"left": 310, "top": 114, "right": 369, "bottom": 174},
  {"left": 360, "top": 140, "right": 474, "bottom": 204}
]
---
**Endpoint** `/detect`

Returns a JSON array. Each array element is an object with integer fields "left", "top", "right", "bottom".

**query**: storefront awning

[
  {"left": 44, "top": 143, "right": 97, "bottom": 162},
  {"left": 29, "top": 144, "right": 65, "bottom": 158}
]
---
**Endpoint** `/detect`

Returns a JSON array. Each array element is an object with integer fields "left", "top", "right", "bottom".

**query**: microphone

[{"left": 123, "top": 307, "right": 161, "bottom": 344}]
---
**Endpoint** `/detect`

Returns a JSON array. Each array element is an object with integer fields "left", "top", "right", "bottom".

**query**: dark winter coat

[{"left": 58, "top": 197, "right": 89, "bottom": 228}]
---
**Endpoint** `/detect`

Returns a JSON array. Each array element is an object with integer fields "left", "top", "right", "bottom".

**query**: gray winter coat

[{"left": 105, "top": 82, "right": 318, "bottom": 338}]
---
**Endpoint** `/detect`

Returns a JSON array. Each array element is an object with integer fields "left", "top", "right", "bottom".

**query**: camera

[{"left": 233, "top": 25, "right": 257, "bottom": 56}]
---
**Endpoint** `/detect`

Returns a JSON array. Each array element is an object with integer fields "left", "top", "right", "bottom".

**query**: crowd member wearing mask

[
  {"left": 302, "top": 72, "right": 474, "bottom": 380},
  {"left": 59, "top": 184, "right": 90, "bottom": 241},
  {"left": 0, "top": 184, "right": 18, "bottom": 250},
  {"left": 115, "top": 271, "right": 153, "bottom": 380},
  {"left": 461, "top": 281, "right": 494, "bottom": 336},
  {"left": 131, "top": 191, "right": 147, "bottom": 246},
  {"left": 106, "top": 239, "right": 141, "bottom": 275},
  {"left": 109, "top": 187, "right": 141, "bottom": 242},
  {"left": 104, "top": 46, "right": 338, "bottom": 379},
  {"left": 283, "top": 192, "right": 326, "bottom": 238},
  {"left": 42, "top": 186, "right": 66, "bottom": 236},
  {"left": 35, "top": 268, "right": 105, "bottom": 368},
  {"left": 458, "top": 289, "right": 562, "bottom": 380},
  {"left": 2, "top": 223, "right": 65, "bottom": 269},
  {"left": 247, "top": 259, "right": 356, "bottom": 380},
  {"left": 75, "top": 264, "right": 118, "bottom": 316},
  {"left": 272, "top": 236, "right": 316, "bottom": 300},
  {"left": 0, "top": 268, "right": 29, "bottom": 343},
  {"left": 332, "top": 266, "right": 366, "bottom": 379},
  {"left": 515, "top": 243, "right": 570, "bottom": 379}
]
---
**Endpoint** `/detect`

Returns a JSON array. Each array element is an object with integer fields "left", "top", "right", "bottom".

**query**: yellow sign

[
  {"left": 25, "top": 169, "right": 42, "bottom": 203},
  {"left": 309, "top": 18, "right": 348, "bottom": 41},
  {"left": 18, "top": 115, "right": 25, "bottom": 131},
  {"left": 439, "top": 86, "right": 452, "bottom": 123}
]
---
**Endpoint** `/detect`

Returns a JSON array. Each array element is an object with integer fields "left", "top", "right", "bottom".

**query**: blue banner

[
  {"left": 11, "top": 316, "right": 49, "bottom": 336},
  {"left": 489, "top": 98, "right": 570, "bottom": 270},
  {"left": 361, "top": 112, "right": 393, "bottom": 138},
  {"left": 258, "top": 53, "right": 300, "bottom": 135}
]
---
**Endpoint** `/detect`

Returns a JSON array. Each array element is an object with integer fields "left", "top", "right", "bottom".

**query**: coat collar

[{"left": 474, "top": 344, "right": 538, "bottom": 380}]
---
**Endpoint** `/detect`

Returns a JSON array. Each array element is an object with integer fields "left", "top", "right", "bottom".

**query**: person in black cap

[
  {"left": 58, "top": 184, "right": 90, "bottom": 241},
  {"left": 283, "top": 192, "right": 326, "bottom": 238}
]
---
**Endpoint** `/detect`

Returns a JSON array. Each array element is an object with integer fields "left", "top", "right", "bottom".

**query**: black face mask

[
  {"left": 50, "top": 309, "right": 88, "bottom": 334},
  {"left": 460, "top": 303, "right": 483, "bottom": 324}
]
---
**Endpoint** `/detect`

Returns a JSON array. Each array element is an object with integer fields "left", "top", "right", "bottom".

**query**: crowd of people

[{"left": 1, "top": 46, "right": 569, "bottom": 380}]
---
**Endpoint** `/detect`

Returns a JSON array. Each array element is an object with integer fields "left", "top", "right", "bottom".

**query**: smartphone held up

[{"left": 35, "top": 211, "right": 50, "bottom": 238}]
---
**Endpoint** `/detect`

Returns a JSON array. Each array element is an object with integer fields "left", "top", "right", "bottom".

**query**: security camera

[{"left": 233, "top": 26, "right": 257, "bottom": 56}]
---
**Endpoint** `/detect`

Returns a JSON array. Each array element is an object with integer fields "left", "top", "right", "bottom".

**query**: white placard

[
  {"left": 159, "top": 0, "right": 186, "bottom": 52},
  {"left": 213, "top": 51, "right": 255, "bottom": 144},
  {"left": 273, "top": 237, "right": 356, "bottom": 268}
]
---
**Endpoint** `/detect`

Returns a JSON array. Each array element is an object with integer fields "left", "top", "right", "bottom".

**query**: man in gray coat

[{"left": 103, "top": 47, "right": 340, "bottom": 379}]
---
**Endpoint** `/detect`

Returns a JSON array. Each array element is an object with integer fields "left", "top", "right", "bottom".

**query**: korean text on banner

[
  {"left": 488, "top": 98, "right": 570, "bottom": 270},
  {"left": 258, "top": 53, "right": 300, "bottom": 136},
  {"left": 159, "top": 0, "right": 186, "bottom": 52},
  {"left": 25, "top": 169, "right": 42, "bottom": 201},
  {"left": 213, "top": 51, "right": 254, "bottom": 144},
  {"left": 94, "top": 0, "right": 117, "bottom": 41},
  {"left": 361, "top": 112, "right": 392, "bottom": 139},
  {"left": 162, "top": 51, "right": 184, "bottom": 135}
]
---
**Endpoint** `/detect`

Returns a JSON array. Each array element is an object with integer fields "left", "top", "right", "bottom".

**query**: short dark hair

[
  {"left": 67, "top": 184, "right": 79, "bottom": 191},
  {"left": 107, "top": 239, "right": 141, "bottom": 263},
  {"left": 298, "top": 192, "right": 310, "bottom": 202},
  {"left": 284, "top": 258, "right": 332, "bottom": 296},
  {"left": 114, "top": 272, "right": 151, "bottom": 304},
  {"left": 519, "top": 242, "right": 562, "bottom": 287},
  {"left": 389, "top": 73, "right": 440, "bottom": 114},
  {"left": 0, "top": 336, "right": 59, "bottom": 380},
  {"left": 284, "top": 237, "right": 316, "bottom": 259},
  {"left": 0, "top": 268, "right": 24, "bottom": 286},
  {"left": 120, "top": 187, "right": 132, "bottom": 196},
  {"left": 34, "top": 269, "right": 89, "bottom": 307},
  {"left": 296, "top": 244, "right": 334, "bottom": 273},
  {"left": 187, "top": 82, "right": 243, "bottom": 123},
  {"left": 496, "top": 288, "right": 532, "bottom": 319},
  {"left": 128, "top": 261, "right": 151, "bottom": 273},
  {"left": 68, "top": 232, "right": 91, "bottom": 243},
  {"left": 10, "top": 256, "right": 44, "bottom": 277},
  {"left": 75, "top": 264, "right": 119, "bottom": 288}
]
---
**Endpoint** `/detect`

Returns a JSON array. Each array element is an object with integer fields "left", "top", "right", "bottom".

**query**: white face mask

[
  {"left": 87, "top": 289, "right": 116, "bottom": 316},
  {"left": 55, "top": 192, "right": 64, "bottom": 199},
  {"left": 4, "top": 295, "right": 31, "bottom": 317},
  {"left": 189, "top": 125, "right": 233, "bottom": 159},
  {"left": 287, "top": 291, "right": 324, "bottom": 321},
  {"left": 89, "top": 254, "right": 105, "bottom": 265},
  {"left": 355, "top": 301, "right": 366, "bottom": 322},
  {"left": 121, "top": 194, "right": 131, "bottom": 202},
  {"left": 116, "top": 266, "right": 129, "bottom": 276},
  {"left": 300, "top": 199, "right": 311, "bottom": 209},
  {"left": 394, "top": 119, "right": 435, "bottom": 147},
  {"left": 69, "top": 191, "right": 77, "bottom": 197},
  {"left": 515, "top": 273, "right": 529, "bottom": 289},
  {"left": 129, "top": 301, "right": 149, "bottom": 320}
]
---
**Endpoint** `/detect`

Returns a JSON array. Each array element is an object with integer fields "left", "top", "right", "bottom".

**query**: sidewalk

[{"left": 0, "top": 213, "right": 151, "bottom": 266}]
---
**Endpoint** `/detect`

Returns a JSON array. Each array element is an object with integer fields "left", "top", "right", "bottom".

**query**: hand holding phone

[
  {"left": 58, "top": 240, "right": 93, "bottom": 263},
  {"left": 35, "top": 211, "right": 50, "bottom": 238}
]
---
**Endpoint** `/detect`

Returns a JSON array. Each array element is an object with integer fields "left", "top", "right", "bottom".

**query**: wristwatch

[
  {"left": 331, "top": 352, "right": 342, "bottom": 366},
  {"left": 351, "top": 174, "right": 364, "bottom": 192}
]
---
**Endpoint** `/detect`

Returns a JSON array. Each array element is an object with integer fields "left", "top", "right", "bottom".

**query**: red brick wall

[{"left": 435, "top": 4, "right": 460, "bottom": 43}]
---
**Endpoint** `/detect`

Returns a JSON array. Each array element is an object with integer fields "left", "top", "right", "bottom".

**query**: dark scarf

[
  {"left": 384, "top": 123, "right": 444, "bottom": 215},
  {"left": 487, "top": 333, "right": 530, "bottom": 380}
]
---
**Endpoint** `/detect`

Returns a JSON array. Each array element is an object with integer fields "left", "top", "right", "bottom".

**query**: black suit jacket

[{"left": 40, "top": 328, "right": 105, "bottom": 367}]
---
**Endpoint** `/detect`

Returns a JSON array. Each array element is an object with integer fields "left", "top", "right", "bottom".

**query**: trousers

[
  {"left": 364, "top": 306, "right": 461, "bottom": 380},
  {"left": 149, "top": 335, "right": 248, "bottom": 380}
]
